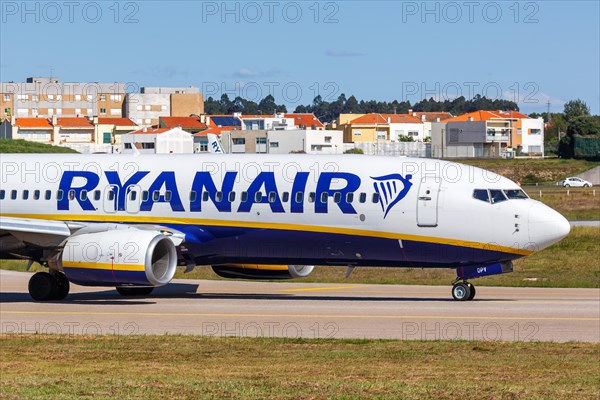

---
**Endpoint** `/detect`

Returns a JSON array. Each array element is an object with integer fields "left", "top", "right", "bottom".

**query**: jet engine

[
  {"left": 58, "top": 228, "right": 177, "bottom": 288},
  {"left": 212, "top": 264, "right": 315, "bottom": 280}
]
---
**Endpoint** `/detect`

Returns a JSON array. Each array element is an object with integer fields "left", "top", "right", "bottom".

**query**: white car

[{"left": 562, "top": 177, "right": 593, "bottom": 187}]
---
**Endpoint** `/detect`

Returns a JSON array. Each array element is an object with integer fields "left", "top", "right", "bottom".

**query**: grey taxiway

[{"left": 1, "top": 269, "right": 598, "bottom": 342}]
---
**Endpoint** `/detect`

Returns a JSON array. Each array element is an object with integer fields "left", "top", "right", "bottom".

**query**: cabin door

[{"left": 417, "top": 176, "right": 441, "bottom": 227}]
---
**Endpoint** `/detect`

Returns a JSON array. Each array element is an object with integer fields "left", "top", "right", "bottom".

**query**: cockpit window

[
  {"left": 489, "top": 189, "right": 507, "bottom": 204},
  {"left": 504, "top": 189, "right": 528, "bottom": 199},
  {"left": 473, "top": 189, "right": 490, "bottom": 203}
]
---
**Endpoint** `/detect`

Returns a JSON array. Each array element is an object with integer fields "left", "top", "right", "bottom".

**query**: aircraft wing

[{"left": 0, "top": 216, "right": 185, "bottom": 249}]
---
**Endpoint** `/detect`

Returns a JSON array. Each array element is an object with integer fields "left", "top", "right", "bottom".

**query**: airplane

[{"left": 0, "top": 153, "right": 570, "bottom": 301}]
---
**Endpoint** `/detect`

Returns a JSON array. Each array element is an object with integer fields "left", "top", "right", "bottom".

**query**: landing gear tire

[
  {"left": 29, "top": 272, "right": 69, "bottom": 301},
  {"left": 467, "top": 283, "right": 476, "bottom": 300},
  {"left": 452, "top": 282, "right": 471, "bottom": 301},
  {"left": 116, "top": 287, "right": 154, "bottom": 296},
  {"left": 52, "top": 272, "right": 70, "bottom": 301}
]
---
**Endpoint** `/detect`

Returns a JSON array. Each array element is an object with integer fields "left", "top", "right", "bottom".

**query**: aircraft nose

[{"left": 528, "top": 201, "right": 571, "bottom": 251}]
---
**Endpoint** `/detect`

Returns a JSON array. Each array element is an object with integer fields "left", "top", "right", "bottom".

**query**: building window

[
  {"left": 529, "top": 146, "right": 542, "bottom": 153},
  {"left": 99, "top": 95, "right": 106, "bottom": 101},
  {"left": 354, "top": 130, "right": 362, "bottom": 136},
  {"left": 17, "top": 94, "right": 28, "bottom": 100},
  {"left": 530, "top": 129, "right": 541, "bottom": 135},
  {"left": 32, "top": 95, "right": 39, "bottom": 102},
  {"left": 161, "top": 105, "right": 167, "bottom": 111},
  {"left": 144, "top": 119, "right": 151, "bottom": 124},
  {"left": 87, "top": 109, "right": 93, "bottom": 115},
  {"left": 75, "top": 94, "right": 81, "bottom": 101},
  {"left": 87, "top": 95, "right": 93, "bottom": 101},
  {"left": 75, "top": 108, "right": 81, "bottom": 115},
  {"left": 141, "top": 143, "right": 155, "bottom": 149},
  {"left": 100, "top": 108, "right": 107, "bottom": 114},
  {"left": 3, "top": 94, "right": 10, "bottom": 101},
  {"left": 110, "top": 108, "right": 121, "bottom": 115},
  {"left": 408, "top": 131, "right": 418, "bottom": 137},
  {"left": 110, "top": 94, "right": 122, "bottom": 101},
  {"left": 48, "top": 109, "right": 54, "bottom": 116},
  {"left": 232, "top": 138, "right": 245, "bottom": 145},
  {"left": 31, "top": 108, "right": 38, "bottom": 116},
  {"left": 324, "top": 136, "right": 332, "bottom": 143},
  {"left": 269, "top": 142, "right": 279, "bottom": 148},
  {"left": 136, "top": 105, "right": 143, "bottom": 111},
  {"left": 56, "top": 109, "right": 62, "bottom": 115},
  {"left": 256, "top": 137, "right": 267, "bottom": 144},
  {"left": 144, "top": 105, "right": 151, "bottom": 111},
  {"left": 4, "top": 108, "right": 11, "bottom": 115}
]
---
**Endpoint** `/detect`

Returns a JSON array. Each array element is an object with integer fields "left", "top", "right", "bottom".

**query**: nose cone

[{"left": 528, "top": 201, "right": 571, "bottom": 251}]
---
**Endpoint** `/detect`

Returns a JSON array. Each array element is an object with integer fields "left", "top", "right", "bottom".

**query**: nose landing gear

[{"left": 452, "top": 279, "right": 476, "bottom": 301}]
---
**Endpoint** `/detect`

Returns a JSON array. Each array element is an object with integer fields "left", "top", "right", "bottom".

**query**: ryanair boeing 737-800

[{"left": 0, "top": 153, "right": 570, "bottom": 301}]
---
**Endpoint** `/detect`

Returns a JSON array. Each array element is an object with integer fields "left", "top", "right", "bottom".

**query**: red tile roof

[
  {"left": 284, "top": 113, "right": 324, "bottom": 128},
  {"left": 97, "top": 118, "right": 137, "bottom": 126},
  {"left": 193, "top": 126, "right": 240, "bottom": 137},
  {"left": 446, "top": 110, "right": 530, "bottom": 122},
  {"left": 56, "top": 117, "right": 94, "bottom": 128},
  {"left": 349, "top": 113, "right": 423, "bottom": 124},
  {"left": 14, "top": 118, "right": 53, "bottom": 129},
  {"left": 130, "top": 127, "right": 171, "bottom": 134},
  {"left": 382, "top": 114, "right": 423, "bottom": 124},
  {"left": 410, "top": 112, "right": 454, "bottom": 122},
  {"left": 349, "top": 113, "right": 388, "bottom": 124},
  {"left": 160, "top": 117, "right": 207, "bottom": 129}
]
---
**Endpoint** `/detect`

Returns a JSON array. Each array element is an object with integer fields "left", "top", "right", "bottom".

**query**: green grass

[
  {"left": 1, "top": 335, "right": 598, "bottom": 400},
  {"left": 453, "top": 158, "right": 599, "bottom": 184},
  {"left": 0, "top": 139, "right": 78, "bottom": 153},
  {"left": 3, "top": 227, "right": 598, "bottom": 288},
  {"left": 528, "top": 187, "right": 600, "bottom": 220}
]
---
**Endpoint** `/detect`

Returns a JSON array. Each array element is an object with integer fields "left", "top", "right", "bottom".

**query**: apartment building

[
  {"left": 125, "top": 87, "right": 204, "bottom": 127},
  {"left": 431, "top": 110, "right": 544, "bottom": 158},
  {"left": 339, "top": 113, "right": 425, "bottom": 142},
  {"left": 1, "top": 77, "right": 126, "bottom": 119}
]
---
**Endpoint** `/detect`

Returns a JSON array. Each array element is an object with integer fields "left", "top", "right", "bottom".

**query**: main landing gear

[
  {"left": 451, "top": 280, "right": 476, "bottom": 301},
  {"left": 28, "top": 271, "right": 70, "bottom": 301}
]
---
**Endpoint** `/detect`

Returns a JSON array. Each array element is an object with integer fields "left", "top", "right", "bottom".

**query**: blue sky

[{"left": 1, "top": 1, "right": 598, "bottom": 114}]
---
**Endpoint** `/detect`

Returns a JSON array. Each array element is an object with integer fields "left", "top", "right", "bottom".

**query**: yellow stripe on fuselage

[
  {"left": 61, "top": 261, "right": 145, "bottom": 272},
  {"left": 2, "top": 213, "right": 534, "bottom": 256}
]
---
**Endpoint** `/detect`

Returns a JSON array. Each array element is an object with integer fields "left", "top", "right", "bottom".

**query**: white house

[
  {"left": 121, "top": 127, "right": 193, "bottom": 154},
  {"left": 519, "top": 117, "right": 544, "bottom": 155},
  {"left": 267, "top": 130, "right": 344, "bottom": 154}
]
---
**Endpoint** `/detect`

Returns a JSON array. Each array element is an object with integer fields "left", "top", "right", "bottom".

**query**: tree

[
  {"left": 563, "top": 99, "right": 590, "bottom": 121},
  {"left": 566, "top": 116, "right": 600, "bottom": 137}
]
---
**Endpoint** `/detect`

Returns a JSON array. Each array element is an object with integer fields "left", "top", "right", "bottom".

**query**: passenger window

[
  {"left": 56, "top": 190, "right": 63, "bottom": 201},
  {"left": 503, "top": 189, "right": 528, "bottom": 199},
  {"left": 33, "top": 190, "right": 40, "bottom": 200},
  {"left": 295, "top": 192, "right": 303, "bottom": 203},
  {"left": 94, "top": 190, "right": 101, "bottom": 201},
  {"left": 165, "top": 191, "right": 172, "bottom": 201},
  {"left": 190, "top": 191, "right": 197, "bottom": 202},
  {"left": 473, "top": 189, "right": 489, "bottom": 203},
  {"left": 359, "top": 193, "right": 366, "bottom": 203},
  {"left": 0, "top": 190, "right": 5, "bottom": 200},
  {"left": 68, "top": 190, "right": 75, "bottom": 201},
  {"left": 153, "top": 191, "right": 160, "bottom": 201},
  {"left": 255, "top": 192, "right": 263, "bottom": 202},
  {"left": 268, "top": 192, "right": 277, "bottom": 203},
  {"left": 142, "top": 191, "right": 149, "bottom": 201},
  {"left": 372, "top": 193, "right": 380, "bottom": 203},
  {"left": 333, "top": 192, "right": 342, "bottom": 203},
  {"left": 23, "top": 190, "right": 29, "bottom": 200},
  {"left": 282, "top": 192, "right": 289, "bottom": 203},
  {"left": 129, "top": 191, "right": 137, "bottom": 201},
  {"left": 346, "top": 192, "right": 354, "bottom": 203},
  {"left": 308, "top": 192, "right": 315, "bottom": 203},
  {"left": 202, "top": 191, "right": 209, "bottom": 202},
  {"left": 228, "top": 192, "right": 236, "bottom": 202},
  {"left": 489, "top": 189, "right": 507, "bottom": 204},
  {"left": 241, "top": 191, "right": 248, "bottom": 202},
  {"left": 80, "top": 190, "right": 88, "bottom": 201},
  {"left": 11, "top": 190, "right": 17, "bottom": 200},
  {"left": 107, "top": 190, "right": 115, "bottom": 201},
  {"left": 320, "top": 192, "right": 328, "bottom": 203},
  {"left": 215, "top": 191, "right": 223, "bottom": 202},
  {"left": 45, "top": 190, "right": 52, "bottom": 200}
]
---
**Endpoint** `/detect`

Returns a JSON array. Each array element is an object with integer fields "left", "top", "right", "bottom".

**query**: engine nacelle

[
  {"left": 211, "top": 264, "right": 314, "bottom": 280},
  {"left": 59, "top": 228, "right": 177, "bottom": 287}
]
